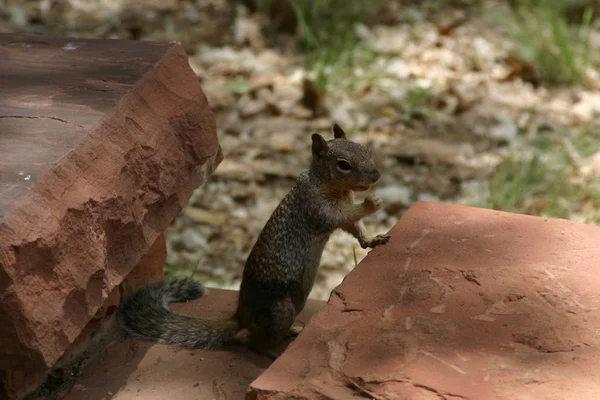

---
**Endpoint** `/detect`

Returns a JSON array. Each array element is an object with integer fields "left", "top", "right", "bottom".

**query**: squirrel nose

[{"left": 369, "top": 170, "right": 380, "bottom": 184}]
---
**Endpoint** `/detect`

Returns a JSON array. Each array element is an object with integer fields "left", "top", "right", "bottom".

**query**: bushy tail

[{"left": 117, "top": 278, "right": 239, "bottom": 349}]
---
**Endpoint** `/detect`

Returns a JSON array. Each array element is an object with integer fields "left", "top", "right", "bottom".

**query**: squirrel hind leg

[
  {"left": 160, "top": 278, "right": 205, "bottom": 304},
  {"left": 248, "top": 298, "right": 297, "bottom": 358}
]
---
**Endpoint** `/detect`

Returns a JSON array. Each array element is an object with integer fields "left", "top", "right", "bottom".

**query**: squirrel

[{"left": 117, "top": 123, "right": 390, "bottom": 356}]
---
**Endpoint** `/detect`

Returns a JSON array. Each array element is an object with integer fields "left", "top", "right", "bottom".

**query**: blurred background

[{"left": 2, "top": 0, "right": 599, "bottom": 299}]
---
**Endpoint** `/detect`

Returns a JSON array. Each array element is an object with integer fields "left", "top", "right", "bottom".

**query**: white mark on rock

[
  {"left": 63, "top": 42, "right": 84, "bottom": 51},
  {"left": 454, "top": 351, "right": 470, "bottom": 362},
  {"left": 23, "top": 175, "right": 31, "bottom": 181},
  {"left": 327, "top": 335, "right": 349, "bottom": 371},
  {"left": 410, "top": 229, "right": 431, "bottom": 249},
  {"left": 420, "top": 350, "right": 466, "bottom": 375},
  {"left": 398, "top": 286, "right": 408, "bottom": 304},
  {"left": 471, "top": 300, "right": 517, "bottom": 321},
  {"left": 18, "top": 171, "right": 25, "bottom": 175},
  {"left": 544, "top": 268, "right": 557, "bottom": 280},
  {"left": 403, "top": 256, "right": 412, "bottom": 275},
  {"left": 383, "top": 305, "right": 395, "bottom": 319},
  {"left": 430, "top": 304, "right": 446, "bottom": 314},
  {"left": 405, "top": 316, "right": 412, "bottom": 330},
  {"left": 542, "top": 266, "right": 587, "bottom": 310},
  {"left": 378, "top": 305, "right": 397, "bottom": 328},
  {"left": 472, "top": 314, "right": 496, "bottom": 322},
  {"left": 451, "top": 237, "right": 469, "bottom": 243}
]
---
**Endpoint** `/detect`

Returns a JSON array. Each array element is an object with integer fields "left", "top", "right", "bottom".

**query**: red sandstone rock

[
  {"left": 119, "top": 232, "right": 167, "bottom": 299},
  {"left": 0, "top": 34, "right": 221, "bottom": 372},
  {"left": 249, "top": 202, "right": 600, "bottom": 399},
  {"left": 1, "top": 234, "right": 168, "bottom": 400},
  {"left": 59, "top": 289, "right": 324, "bottom": 400}
]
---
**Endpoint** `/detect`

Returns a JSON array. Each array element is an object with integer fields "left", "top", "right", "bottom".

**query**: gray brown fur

[{"left": 117, "top": 124, "right": 390, "bottom": 355}]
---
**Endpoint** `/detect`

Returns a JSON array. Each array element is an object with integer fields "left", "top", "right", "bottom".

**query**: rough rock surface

[
  {"left": 0, "top": 33, "right": 220, "bottom": 372},
  {"left": 60, "top": 289, "right": 324, "bottom": 400},
  {"left": 249, "top": 202, "right": 600, "bottom": 400},
  {"left": 1, "top": 234, "right": 168, "bottom": 400}
]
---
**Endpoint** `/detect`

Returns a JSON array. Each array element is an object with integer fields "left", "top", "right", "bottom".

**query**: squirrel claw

[
  {"left": 361, "top": 234, "right": 390, "bottom": 248},
  {"left": 288, "top": 325, "right": 304, "bottom": 337},
  {"left": 378, "top": 234, "right": 391, "bottom": 245}
]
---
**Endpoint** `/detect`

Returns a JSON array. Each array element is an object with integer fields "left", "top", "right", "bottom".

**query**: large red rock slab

[
  {"left": 1, "top": 234, "right": 168, "bottom": 400},
  {"left": 0, "top": 34, "right": 220, "bottom": 372},
  {"left": 57, "top": 289, "right": 324, "bottom": 400},
  {"left": 249, "top": 202, "right": 600, "bottom": 399}
]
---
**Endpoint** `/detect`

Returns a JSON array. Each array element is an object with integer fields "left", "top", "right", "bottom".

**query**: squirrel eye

[{"left": 337, "top": 159, "right": 352, "bottom": 172}]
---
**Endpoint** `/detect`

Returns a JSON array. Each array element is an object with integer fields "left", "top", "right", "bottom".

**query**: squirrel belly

[{"left": 117, "top": 278, "right": 240, "bottom": 349}]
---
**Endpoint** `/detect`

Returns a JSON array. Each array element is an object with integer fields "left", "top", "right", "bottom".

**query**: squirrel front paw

[
  {"left": 363, "top": 195, "right": 383, "bottom": 214},
  {"left": 359, "top": 234, "right": 391, "bottom": 249}
]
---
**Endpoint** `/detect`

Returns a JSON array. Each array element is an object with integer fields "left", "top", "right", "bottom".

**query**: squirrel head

[{"left": 310, "top": 124, "right": 380, "bottom": 192}]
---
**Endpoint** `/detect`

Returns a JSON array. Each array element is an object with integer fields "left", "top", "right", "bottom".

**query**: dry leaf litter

[{"left": 2, "top": 0, "right": 599, "bottom": 299}]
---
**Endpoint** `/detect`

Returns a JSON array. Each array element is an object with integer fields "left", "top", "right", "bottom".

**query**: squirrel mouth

[{"left": 354, "top": 184, "right": 372, "bottom": 192}]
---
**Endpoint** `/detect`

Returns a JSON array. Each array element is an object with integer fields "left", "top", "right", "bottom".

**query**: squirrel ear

[
  {"left": 332, "top": 123, "right": 347, "bottom": 139},
  {"left": 311, "top": 133, "right": 328, "bottom": 158}
]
